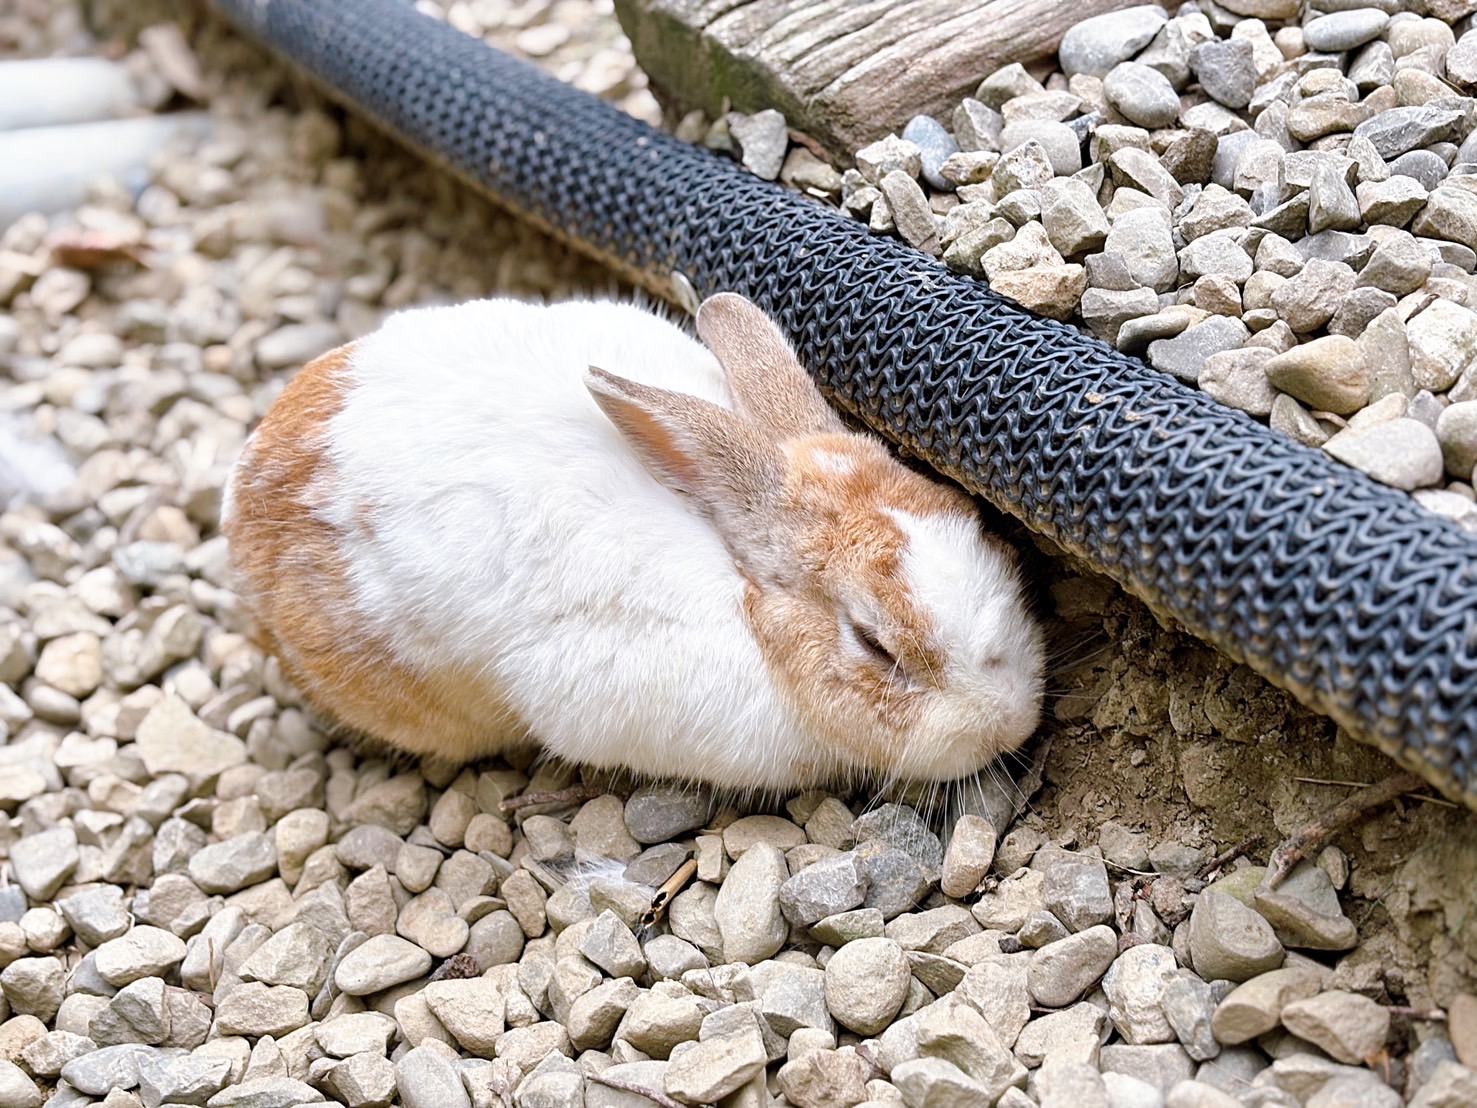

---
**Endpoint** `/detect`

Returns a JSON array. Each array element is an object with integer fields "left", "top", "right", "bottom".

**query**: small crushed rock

[{"left": 0, "top": 2, "right": 1473, "bottom": 1108}]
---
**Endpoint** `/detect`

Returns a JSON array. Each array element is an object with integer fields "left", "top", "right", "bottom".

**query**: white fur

[
  {"left": 892, "top": 510, "right": 1045, "bottom": 779},
  {"left": 315, "top": 298, "right": 827, "bottom": 788}
]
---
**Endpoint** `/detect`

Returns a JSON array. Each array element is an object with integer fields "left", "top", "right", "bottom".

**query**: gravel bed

[
  {"left": 703, "top": 1, "right": 1477, "bottom": 518},
  {"left": 0, "top": 3, "right": 1474, "bottom": 1108}
]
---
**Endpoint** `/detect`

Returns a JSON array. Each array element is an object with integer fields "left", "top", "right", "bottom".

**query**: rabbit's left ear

[
  {"left": 695, "top": 292, "right": 845, "bottom": 440},
  {"left": 585, "top": 365, "right": 791, "bottom": 565}
]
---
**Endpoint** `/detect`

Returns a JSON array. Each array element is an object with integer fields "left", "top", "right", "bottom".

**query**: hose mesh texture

[{"left": 211, "top": 0, "right": 1477, "bottom": 810}]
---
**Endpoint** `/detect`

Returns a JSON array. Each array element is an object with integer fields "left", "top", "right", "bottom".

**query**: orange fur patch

[
  {"left": 744, "top": 434, "right": 978, "bottom": 771},
  {"left": 225, "top": 344, "right": 523, "bottom": 764}
]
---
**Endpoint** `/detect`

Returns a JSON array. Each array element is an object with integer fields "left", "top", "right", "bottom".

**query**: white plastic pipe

[
  {"left": 0, "top": 113, "right": 212, "bottom": 227},
  {"left": 0, "top": 58, "right": 143, "bottom": 132}
]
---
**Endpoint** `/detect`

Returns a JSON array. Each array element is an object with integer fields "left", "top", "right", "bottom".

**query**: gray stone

[
  {"left": 1105, "top": 63, "right": 1181, "bottom": 129},
  {"left": 1162, "top": 973, "right": 1219, "bottom": 1062},
  {"left": 1041, "top": 850, "right": 1113, "bottom": 932},
  {"left": 993, "top": 140, "right": 1055, "bottom": 195},
  {"left": 1059, "top": 5, "right": 1170, "bottom": 77},
  {"left": 779, "top": 852, "right": 868, "bottom": 927},
  {"left": 891, "top": 1057, "right": 998, "bottom": 1106},
  {"left": 188, "top": 832, "right": 276, "bottom": 895},
  {"left": 823, "top": 937, "right": 910, "bottom": 1035},
  {"left": 940, "top": 815, "right": 997, "bottom": 900},
  {"left": 879, "top": 170, "right": 940, "bottom": 255},
  {"left": 1390, "top": 150, "right": 1451, "bottom": 192},
  {"left": 1270, "top": 258, "right": 1357, "bottom": 333},
  {"left": 1099, "top": 1044, "right": 1196, "bottom": 1095},
  {"left": 1263, "top": 336, "right": 1370, "bottom": 415},
  {"left": 851, "top": 805, "right": 942, "bottom": 870},
  {"left": 10, "top": 827, "right": 78, "bottom": 901},
  {"left": 0, "top": 1061, "right": 40, "bottom": 1108},
  {"left": 1187, "top": 892, "right": 1284, "bottom": 983},
  {"left": 395, "top": 1046, "right": 470, "bottom": 1108},
  {"left": 1358, "top": 176, "right": 1430, "bottom": 226},
  {"left": 1028, "top": 924, "right": 1119, "bottom": 1008},
  {"left": 750, "top": 960, "right": 830, "bottom": 1037},
  {"left": 903, "top": 115, "right": 959, "bottom": 191},
  {"left": 94, "top": 927, "right": 188, "bottom": 988},
  {"left": 1081, "top": 287, "right": 1162, "bottom": 344},
  {"left": 1413, "top": 187, "right": 1477, "bottom": 248},
  {"left": 1281, "top": 990, "right": 1391, "bottom": 1064},
  {"left": 1408, "top": 300, "right": 1477, "bottom": 391},
  {"left": 334, "top": 934, "right": 432, "bottom": 995},
  {"left": 623, "top": 785, "right": 711, "bottom": 843},
  {"left": 729, "top": 109, "right": 788, "bottom": 181},
  {"left": 1148, "top": 316, "right": 1250, "bottom": 382},
  {"left": 1179, "top": 231, "right": 1253, "bottom": 284},
  {"left": 1359, "top": 231, "right": 1432, "bottom": 294},
  {"left": 1438, "top": 402, "right": 1477, "bottom": 480},
  {"left": 953, "top": 98, "right": 1004, "bottom": 152},
  {"left": 1003, "top": 121, "right": 1083, "bottom": 177},
  {"left": 1039, "top": 180, "right": 1110, "bottom": 258},
  {"left": 1103, "top": 944, "right": 1178, "bottom": 1045},
  {"left": 664, "top": 1024, "right": 766, "bottom": 1104},
  {"left": 1211, "top": 965, "right": 1324, "bottom": 1045},
  {"left": 1355, "top": 107, "right": 1467, "bottom": 161},
  {"left": 1162, "top": 128, "right": 1220, "bottom": 185},
  {"left": 1106, "top": 208, "right": 1178, "bottom": 292},
  {"left": 255, "top": 321, "right": 343, "bottom": 372},
  {"left": 1014, "top": 1001, "right": 1110, "bottom": 1067},
  {"left": 1200, "top": 347, "right": 1276, "bottom": 416},
  {"left": 581, "top": 910, "right": 647, "bottom": 980},
  {"left": 56, "top": 886, "right": 132, "bottom": 948},
  {"left": 1309, "top": 162, "right": 1361, "bottom": 235},
  {"left": 1303, "top": 9, "right": 1390, "bottom": 52},
  {"left": 1110, "top": 148, "right": 1185, "bottom": 208},
  {"left": 713, "top": 843, "right": 788, "bottom": 965},
  {"left": 137, "top": 1052, "right": 232, "bottom": 1107},
  {"left": 213, "top": 981, "right": 310, "bottom": 1038},
  {"left": 61, "top": 1044, "right": 159, "bottom": 1096},
  {"left": 1191, "top": 40, "right": 1257, "bottom": 110}
]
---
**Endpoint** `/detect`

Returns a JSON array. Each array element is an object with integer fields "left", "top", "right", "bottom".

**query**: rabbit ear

[
  {"left": 586, "top": 365, "right": 790, "bottom": 563},
  {"left": 695, "top": 293, "right": 846, "bottom": 439}
]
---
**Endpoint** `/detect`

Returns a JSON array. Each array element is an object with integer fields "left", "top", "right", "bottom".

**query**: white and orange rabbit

[{"left": 223, "top": 292, "right": 1044, "bottom": 789}]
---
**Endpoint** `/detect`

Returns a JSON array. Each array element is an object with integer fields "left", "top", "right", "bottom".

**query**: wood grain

[{"left": 614, "top": 0, "right": 1159, "bottom": 157}]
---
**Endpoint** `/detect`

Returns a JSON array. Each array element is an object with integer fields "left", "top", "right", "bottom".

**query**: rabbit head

[{"left": 587, "top": 292, "right": 1044, "bottom": 784}]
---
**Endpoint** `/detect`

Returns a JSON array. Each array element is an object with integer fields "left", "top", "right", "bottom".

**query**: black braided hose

[{"left": 209, "top": 0, "right": 1477, "bottom": 811}]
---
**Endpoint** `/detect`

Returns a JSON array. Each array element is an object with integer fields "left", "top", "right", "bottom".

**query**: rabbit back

[{"left": 226, "top": 298, "right": 816, "bottom": 784}]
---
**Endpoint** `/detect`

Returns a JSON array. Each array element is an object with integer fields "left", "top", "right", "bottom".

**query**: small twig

[
  {"left": 1291, "top": 777, "right": 1456, "bottom": 808},
  {"left": 499, "top": 784, "right": 607, "bottom": 813},
  {"left": 1386, "top": 1005, "right": 1446, "bottom": 1022},
  {"left": 585, "top": 1072, "right": 686, "bottom": 1108},
  {"left": 641, "top": 858, "right": 698, "bottom": 930},
  {"left": 1266, "top": 773, "right": 1425, "bottom": 889},
  {"left": 1198, "top": 834, "right": 1263, "bottom": 880}
]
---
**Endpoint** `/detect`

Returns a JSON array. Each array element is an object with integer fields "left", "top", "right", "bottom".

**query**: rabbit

[{"left": 222, "top": 292, "right": 1045, "bottom": 789}]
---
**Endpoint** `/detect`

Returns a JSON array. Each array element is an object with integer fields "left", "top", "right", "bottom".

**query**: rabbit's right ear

[
  {"left": 696, "top": 293, "right": 846, "bottom": 440},
  {"left": 586, "top": 365, "right": 792, "bottom": 574}
]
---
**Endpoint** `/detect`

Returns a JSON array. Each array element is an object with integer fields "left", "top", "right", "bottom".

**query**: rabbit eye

[{"left": 850, "top": 621, "right": 900, "bottom": 671}]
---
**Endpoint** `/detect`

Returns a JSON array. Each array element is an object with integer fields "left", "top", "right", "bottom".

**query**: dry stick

[
  {"left": 585, "top": 1072, "right": 686, "bottom": 1108},
  {"left": 498, "top": 784, "right": 607, "bottom": 813},
  {"left": 642, "top": 858, "right": 698, "bottom": 930},
  {"left": 1292, "top": 776, "right": 1458, "bottom": 807},
  {"left": 1265, "top": 772, "right": 1425, "bottom": 889},
  {"left": 1386, "top": 1005, "right": 1446, "bottom": 1022},
  {"left": 1197, "top": 834, "right": 1263, "bottom": 880}
]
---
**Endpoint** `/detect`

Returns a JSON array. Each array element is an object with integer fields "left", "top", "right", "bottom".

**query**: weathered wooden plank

[{"left": 614, "top": 0, "right": 1159, "bottom": 157}]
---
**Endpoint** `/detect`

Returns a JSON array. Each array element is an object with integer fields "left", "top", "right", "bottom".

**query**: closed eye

[{"left": 851, "top": 621, "right": 899, "bottom": 671}]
